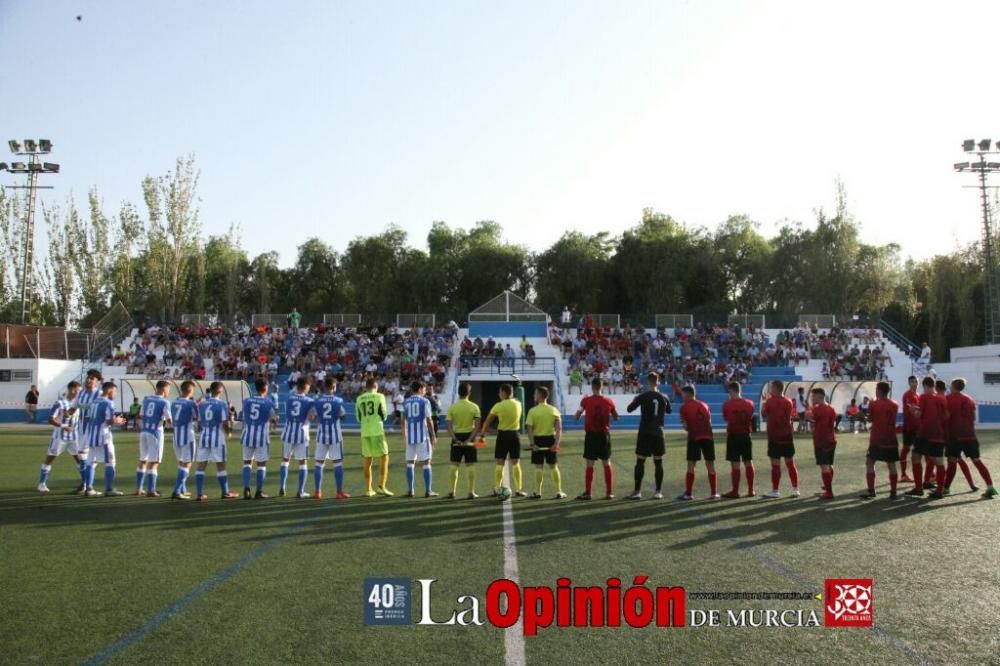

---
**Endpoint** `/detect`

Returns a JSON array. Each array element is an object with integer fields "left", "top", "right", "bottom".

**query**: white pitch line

[{"left": 502, "top": 460, "right": 526, "bottom": 666}]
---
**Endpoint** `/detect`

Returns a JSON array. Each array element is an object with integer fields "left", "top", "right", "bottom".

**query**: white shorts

[
  {"left": 242, "top": 444, "right": 269, "bottom": 463},
  {"left": 405, "top": 439, "right": 433, "bottom": 462},
  {"left": 173, "top": 441, "right": 195, "bottom": 464},
  {"left": 89, "top": 442, "right": 117, "bottom": 467},
  {"left": 315, "top": 440, "right": 344, "bottom": 462},
  {"left": 196, "top": 446, "right": 227, "bottom": 464},
  {"left": 47, "top": 433, "right": 80, "bottom": 457},
  {"left": 282, "top": 441, "right": 309, "bottom": 461},
  {"left": 139, "top": 432, "right": 164, "bottom": 463}
]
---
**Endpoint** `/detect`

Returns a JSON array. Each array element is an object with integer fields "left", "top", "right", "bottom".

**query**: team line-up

[{"left": 35, "top": 369, "right": 998, "bottom": 502}]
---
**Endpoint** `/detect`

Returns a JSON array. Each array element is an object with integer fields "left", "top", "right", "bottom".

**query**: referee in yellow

[
  {"left": 446, "top": 383, "right": 481, "bottom": 499},
  {"left": 526, "top": 386, "right": 565, "bottom": 499},
  {"left": 476, "top": 383, "right": 526, "bottom": 498}
]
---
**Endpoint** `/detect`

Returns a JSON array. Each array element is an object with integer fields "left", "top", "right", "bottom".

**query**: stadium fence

[
  {"left": 396, "top": 313, "right": 436, "bottom": 328},
  {"left": 798, "top": 314, "right": 836, "bottom": 329},
  {"left": 180, "top": 313, "right": 220, "bottom": 327},
  {"left": 251, "top": 313, "right": 291, "bottom": 328},
  {"left": 586, "top": 314, "right": 621, "bottom": 328},
  {"left": 654, "top": 314, "right": 694, "bottom": 329},
  {"left": 322, "top": 313, "right": 363, "bottom": 326},
  {"left": 728, "top": 313, "right": 766, "bottom": 329}
]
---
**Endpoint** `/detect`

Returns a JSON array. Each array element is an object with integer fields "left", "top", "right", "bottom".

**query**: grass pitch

[{"left": 1, "top": 426, "right": 998, "bottom": 665}]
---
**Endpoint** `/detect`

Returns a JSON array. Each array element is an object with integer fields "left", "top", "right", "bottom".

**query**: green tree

[{"left": 534, "top": 231, "right": 614, "bottom": 315}]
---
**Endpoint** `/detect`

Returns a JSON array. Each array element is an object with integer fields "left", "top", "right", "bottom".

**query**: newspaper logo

[
  {"left": 364, "top": 578, "right": 411, "bottom": 626},
  {"left": 824, "top": 579, "right": 873, "bottom": 627}
]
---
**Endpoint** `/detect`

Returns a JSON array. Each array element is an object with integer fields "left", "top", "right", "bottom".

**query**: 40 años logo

[{"left": 416, "top": 576, "right": 686, "bottom": 635}]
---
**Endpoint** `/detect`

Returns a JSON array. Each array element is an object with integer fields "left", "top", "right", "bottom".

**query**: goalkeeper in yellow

[
  {"left": 526, "top": 386, "right": 566, "bottom": 499},
  {"left": 355, "top": 377, "right": 393, "bottom": 497}
]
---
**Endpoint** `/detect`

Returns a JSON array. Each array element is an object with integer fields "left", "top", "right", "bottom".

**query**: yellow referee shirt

[
  {"left": 446, "top": 398, "right": 481, "bottom": 434},
  {"left": 526, "top": 403, "right": 560, "bottom": 437},
  {"left": 490, "top": 398, "right": 522, "bottom": 431}
]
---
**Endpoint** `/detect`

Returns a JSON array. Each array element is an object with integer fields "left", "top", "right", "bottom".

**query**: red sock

[
  {"left": 900, "top": 447, "right": 910, "bottom": 475},
  {"left": 865, "top": 470, "right": 875, "bottom": 492},
  {"left": 889, "top": 472, "right": 898, "bottom": 492},
  {"left": 973, "top": 459, "right": 993, "bottom": 487},
  {"left": 935, "top": 464, "right": 946, "bottom": 492},
  {"left": 958, "top": 459, "right": 974, "bottom": 486},
  {"left": 913, "top": 461, "right": 924, "bottom": 491},
  {"left": 585, "top": 467, "right": 594, "bottom": 494},
  {"left": 945, "top": 460, "right": 957, "bottom": 488},
  {"left": 923, "top": 457, "right": 935, "bottom": 485},
  {"left": 771, "top": 464, "right": 781, "bottom": 491},
  {"left": 685, "top": 471, "right": 695, "bottom": 496},
  {"left": 603, "top": 464, "right": 614, "bottom": 494},
  {"left": 745, "top": 464, "right": 755, "bottom": 493},
  {"left": 785, "top": 460, "right": 799, "bottom": 488},
  {"left": 730, "top": 468, "right": 741, "bottom": 493},
  {"left": 708, "top": 472, "right": 717, "bottom": 495}
]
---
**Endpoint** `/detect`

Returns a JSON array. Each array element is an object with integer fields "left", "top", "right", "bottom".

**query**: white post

[{"left": 64, "top": 329, "right": 69, "bottom": 360}]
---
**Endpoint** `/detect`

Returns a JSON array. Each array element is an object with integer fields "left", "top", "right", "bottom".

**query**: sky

[{"left": 2, "top": 0, "right": 999, "bottom": 267}]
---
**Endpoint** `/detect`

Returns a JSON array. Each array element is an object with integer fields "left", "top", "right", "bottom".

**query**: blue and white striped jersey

[
  {"left": 403, "top": 395, "right": 432, "bottom": 445},
  {"left": 285, "top": 393, "right": 314, "bottom": 424},
  {"left": 141, "top": 396, "right": 171, "bottom": 433},
  {"left": 198, "top": 398, "right": 229, "bottom": 449},
  {"left": 76, "top": 387, "right": 102, "bottom": 432},
  {"left": 314, "top": 394, "right": 345, "bottom": 445},
  {"left": 84, "top": 398, "right": 116, "bottom": 448},
  {"left": 172, "top": 398, "right": 197, "bottom": 427},
  {"left": 241, "top": 396, "right": 275, "bottom": 447},
  {"left": 49, "top": 398, "right": 79, "bottom": 441}
]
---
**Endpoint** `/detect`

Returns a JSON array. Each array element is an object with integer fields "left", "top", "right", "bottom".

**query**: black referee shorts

[
  {"left": 531, "top": 436, "right": 558, "bottom": 466},
  {"left": 495, "top": 430, "right": 521, "bottom": 461},
  {"left": 450, "top": 432, "right": 478, "bottom": 464}
]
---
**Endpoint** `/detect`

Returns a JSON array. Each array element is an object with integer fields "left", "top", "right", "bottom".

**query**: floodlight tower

[{"left": 2, "top": 139, "right": 59, "bottom": 323}]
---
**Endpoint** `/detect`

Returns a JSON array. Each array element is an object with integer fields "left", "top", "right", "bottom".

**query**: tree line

[{"left": 0, "top": 157, "right": 988, "bottom": 356}]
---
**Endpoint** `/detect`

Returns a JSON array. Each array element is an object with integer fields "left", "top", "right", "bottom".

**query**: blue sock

[
  {"left": 39, "top": 464, "right": 51, "bottom": 485},
  {"left": 423, "top": 465, "right": 432, "bottom": 494},
  {"left": 242, "top": 465, "right": 252, "bottom": 489},
  {"left": 334, "top": 463, "right": 344, "bottom": 492},
  {"left": 85, "top": 464, "right": 95, "bottom": 489},
  {"left": 279, "top": 463, "right": 289, "bottom": 491},
  {"left": 297, "top": 465, "right": 307, "bottom": 495},
  {"left": 256, "top": 467, "right": 266, "bottom": 493},
  {"left": 217, "top": 471, "right": 229, "bottom": 494},
  {"left": 406, "top": 464, "right": 415, "bottom": 493},
  {"left": 196, "top": 471, "right": 206, "bottom": 497},
  {"left": 147, "top": 471, "right": 158, "bottom": 494},
  {"left": 78, "top": 459, "right": 88, "bottom": 484},
  {"left": 136, "top": 468, "right": 146, "bottom": 491},
  {"left": 314, "top": 464, "right": 324, "bottom": 493},
  {"left": 104, "top": 466, "right": 116, "bottom": 492},
  {"left": 174, "top": 468, "right": 189, "bottom": 496}
]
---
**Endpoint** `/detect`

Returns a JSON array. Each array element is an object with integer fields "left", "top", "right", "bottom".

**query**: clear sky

[{"left": 2, "top": 0, "right": 999, "bottom": 266}]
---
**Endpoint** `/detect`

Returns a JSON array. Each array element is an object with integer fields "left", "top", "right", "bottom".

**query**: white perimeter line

[{"left": 502, "top": 460, "right": 526, "bottom": 666}]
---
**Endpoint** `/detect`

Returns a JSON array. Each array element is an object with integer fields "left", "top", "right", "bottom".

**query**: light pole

[{"left": 2, "top": 139, "right": 59, "bottom": 324}]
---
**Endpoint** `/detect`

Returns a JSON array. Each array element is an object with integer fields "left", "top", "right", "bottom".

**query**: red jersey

[
  {"left": 945, "top": 392, "right": 977, "bottom": 441},
  {"left": 868, "top": 398, "right": 899, "bottom": 448},
  {"left": 579, "top": 395, "right": 618, "bottom": 433},
  {"left": 680, "top": 399, "right": 713, "bottom": 441},
  {"left": 810, "top": 403, "right": 837, "bottom": 450},
  {"left": 901, "top": 389, "right": 920, "bottom": 433},
  {"left": 722, "top": 398, "right": 755, "bottom": 435},
  {"left": 917, "top": 392, "right": 948, "bottom": 443},
  {"left": 762, "top": 396, "right": 795, "bottom": 444}
]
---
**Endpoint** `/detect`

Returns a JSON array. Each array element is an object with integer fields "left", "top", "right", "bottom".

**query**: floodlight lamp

[
  {"left": 10, "top": 162, "right": 26, "bottom": 171},
  {"left": 23, "top": 139, "right": 37, "bottom": 152},
  {"left": 28, "top": 162, "right": 42, "bottom": 172},
  {"left": 989, "top": 162, "right": 1000, "bottom": 170},
  {"left": 963, "top": 139, "right": 976, "bottom": 152},
  {"left": 38, "top": 139, "right": 52, "bottom": 152},
  {"left": 0, "top": 162, "right": 7, "bottom": 171},
  {"left": 8, "top": 140, "right": 21, "bottom": 153},
  {"left": 43, "top": 162, "right": 59, "bottom": 173},
  {"left": 979, "top": 139, "right": 992, "bottom": 151},
  {"left": 954, "top": 162, "right": 969, "bottom": 171}
]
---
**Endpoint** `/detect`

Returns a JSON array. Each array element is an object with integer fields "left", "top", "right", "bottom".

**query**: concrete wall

[
  {"left": 0, "top": 358, "right": 81, "bottom": 423},
  {"left": 468, "top": 322, "right": 547, "bottom": 338}
]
